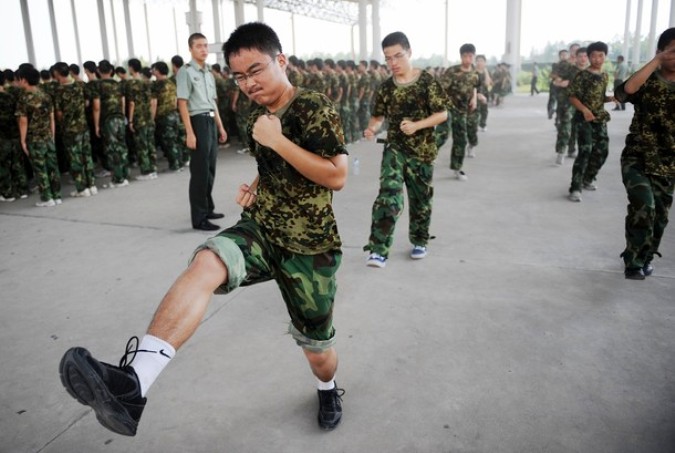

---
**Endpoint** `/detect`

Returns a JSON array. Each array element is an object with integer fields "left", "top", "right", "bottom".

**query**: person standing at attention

[
  {"left": 363, "top": 31, "right": 448, "bottom": 268},
  {"left": 177, "top": 33, "right": 227, "bottom": 231}
]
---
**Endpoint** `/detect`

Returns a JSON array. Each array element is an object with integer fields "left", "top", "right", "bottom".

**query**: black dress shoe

[
  {"left": 193, "top": 219, "right": 220, "bottom": 231},
  {"left": 206, "top": 212, "right": 224, "bottom": 219}
]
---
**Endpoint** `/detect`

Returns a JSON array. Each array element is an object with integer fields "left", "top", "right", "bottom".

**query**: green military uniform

[
  {"left": 54, "top": 81, "right": 95, "bottom": 192},
  {"left": 554, "top": 61, "right": 578, "bottom": 154},
  {"left": 151, "top": 79, "right": 182, "bottom": 170},
  {"left": 16, "top": 88, "right": 62, "bottom": 202},
  {"left": 615, "top": 73, "right": 675, "bottom": 273},
  {"left": 336, "top": 72, "right": 352, "bottom": 144},
  {"left": 41, "top": 80, "right": 68, "bottom": 172},
  {"left": 356, "top": 71, "right": 372, "bottom": 133},
  {"left": 84, "top": 79, "right": 106, "bottom": 170},
  {"left": 193, "top": 88, "right": 347, "bottom": 346},
  {"left": 365, "top": 70, "right": 448, "bottom": 258},
  {"left": 476, "top": 69, "right": 489, "bottom": 130},
  {"left": 568, "top": 69, "right": 610, "bottom": 194},
  {"left": 95, "top": 78, "right": 129, "bottom": 184},
  {"left": 0, "top": 87, "right": 28, "bottom": 199},
  {"left": 440, "top": 64, "right": 479, "bottom": 170},
  {"left": 125, "top": 78, "right": 156, "bottom": 176},
  {"left": 346, "top": 71, "right": 360, "bottom": 143},
  {"left": 168, "top": 75, "right": 190, "bottom": 165}
]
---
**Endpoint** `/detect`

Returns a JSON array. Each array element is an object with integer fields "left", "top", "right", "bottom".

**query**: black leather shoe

[
  {"left": 624, "top": 268, "right": 645, "bottom": 280},
  {"left": 193, "top": 219, "right": 220, "bottom": 231},
  {"left": 206, "top": 212, "right": 224, "bottom": 219}
]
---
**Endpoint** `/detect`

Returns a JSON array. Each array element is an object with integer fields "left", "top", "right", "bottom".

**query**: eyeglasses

[
  {"left": 233, "top": 57, "right": 277, "bottom": 86},
  {"left": 384, "top": 51, "right": 408, "bottom": 64}
]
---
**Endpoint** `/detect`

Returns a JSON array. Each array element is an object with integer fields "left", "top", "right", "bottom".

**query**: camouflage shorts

[{"left": 190, "top": 214, "right": 342, "bottom": 352}]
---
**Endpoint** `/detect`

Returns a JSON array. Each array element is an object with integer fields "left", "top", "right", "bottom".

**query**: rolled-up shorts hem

[
  {"left": 288, "top": 323, "right": 336, "bottom": 352},
  {"left": 189, "top": 235, "right": 247, "bottom": 294}
]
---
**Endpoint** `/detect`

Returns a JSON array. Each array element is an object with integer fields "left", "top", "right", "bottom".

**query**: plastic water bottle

[{"left": 353, "top": 157, "right": 360, "bottom": 176}]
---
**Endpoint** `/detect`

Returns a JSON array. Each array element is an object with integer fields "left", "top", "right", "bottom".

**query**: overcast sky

[{"left": 0, "top": 0, "right": 672, "bottom": 70}]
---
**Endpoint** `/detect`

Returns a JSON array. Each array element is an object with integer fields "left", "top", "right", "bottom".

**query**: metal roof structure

[{"left": 244, "top": 0, "right": 361, "bottom": 24}]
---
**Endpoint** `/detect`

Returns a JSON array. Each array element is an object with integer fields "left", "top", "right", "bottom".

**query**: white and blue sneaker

[
  {"left": 366, "top": 253, "right": 387, "bottom": 268},
  {"left": 410, "top": 245, "right": 427, "bottom": 260}
]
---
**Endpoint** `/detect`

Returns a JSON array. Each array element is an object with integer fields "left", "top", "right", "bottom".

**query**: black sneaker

[
  {"left": 624, "top": 267, "right": 645, "bottom": 280},
  {"left": 317, "top": 385, "right": 345, "bottom": 430},
  {"left": 643, "top": 262, "right": 654, "bottom": 276},
  {"left": 59, "top": 338, "right": 147, "bottom": 436}
]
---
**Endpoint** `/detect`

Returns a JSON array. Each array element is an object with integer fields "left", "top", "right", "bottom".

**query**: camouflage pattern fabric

[
  {"left": 0, "top": 138, "right": 27, "bottom": 198},
  {"left": 101, "top": 116, "right": 129, "bottom": 183},
  {"left": 54, "top": 82, "right": 88, "bottom": 135},
  {"left": 132, "top": 122, "right": 157, "bottom": 175},
  {"left": 371, "top": 71, "right": 448, "bottom": 163},
  {"left": 467, "top": 108, "right": 478, "bottom": 147},
  {"left": 620, "top": 154, "right": 674, "bottom": 270},
  {"left": 63, "top": 131, "right": 94, "bottom": 191},
  {"left": 615, "top": 73, "right": 675, "bottom": 178},
  {"left": 155, "top": 111, "right": 182, "bottom": 170},
  {"left": 450, "top": 112, "right": 469, "bottom": 170},
  {"left": 95, "top": 79, "right": 125, "bottom": 121},
  {"left": 0, "top": 89, "right": 20, "bottom": 140},
  {"left": 193, "top": 214, "right": 341, "bottom": 344},
  {"left": 440, "top": 64, "right": 479, "bottom": 114},
  {"left": 554, "top": 60, "right": 576, "bottom": 102},
  {"left": 365, "top": 145, "right": 434, "bottom": 257},
  {"left": 568, "top": 120, "right": 608, "bottom": 193},
  {"left": 288, "top": 70, "right": 304, "bottom": 88},
  {"left": 125, "top": 79, "right": 152, "bottom": 127},
  {"left": 152, "top": 79, "right": 177, "bottom": 118},
  {"left": 568, "top": 70, "right": 610, "bottom": 124},
  {"left": 28, "top": 140, "right": 61, "bottom": 201},
  {"left": 245, "top": 88, "right": 347, "bottom": 255},
  {"left": 555, "top": 100, "right": 574, "bottom": 153},
  {"left": 15, "top": 89, "right": 53, "bottom": 143}
]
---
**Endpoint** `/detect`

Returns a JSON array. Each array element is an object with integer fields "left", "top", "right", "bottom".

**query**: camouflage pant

[
  {"left": 0, "top": 138, "right": 28, "bottom": 198},
  {"left": 555, "top": 100, "right": 574, "bottom": 153},
  {"left": 132, "top": 123, "right": 157, "bottom": 175},
  {"left": 434, "top": 114, "right": 451, "bottom": 149},
  {"left": 620, "top": 154, "right": 674, "bottom": 270},
  {"left": 28, "top": 140, "right": 61, "bottom": 201},
  {"left": 176, "top": 120, "right": 190, "bottom": 164},
  {"left": 365, "top": 145, "right": 434, "bottom": 257},
  {"left": 357, "top": 101, "right": 371, "bottom": 133},
  {"left": 101, "top": 116, "right": 129, "bottom": 183},
  {"left": 63, "top": 131, "right": 95, "bottom": 192},
  {"left": 569, "top": 120, "right": 609, "bottom": 193},
  {"left": 156, "top": 112, "right": 182, "bottom": 170},
  {"left": 349, "top": 100, "right": 360, "bottom": 143},
  {"left": 339, "top": 102, "right": 353, "bottom": 144},
  {"left": 192, "top": 213, "right": 341, "bottom": 349},
  {"left": 450, "top": 110, "right": 469, "bottom": 170},
  {"left": 467, "top": 108, "right": 478, "bottom": 147},
  {"left": 477, "top": 101, "right": 488, "bottom": 129}
]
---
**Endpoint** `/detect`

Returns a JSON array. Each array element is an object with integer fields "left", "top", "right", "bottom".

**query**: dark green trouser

[
  {"left": 555, "top": 100, "right": 573, "bottom": 153},
  {"left": 569, "top": 120, "right": 608, "bottom": 193},
  {"left": 339, "top": 102, "right": 353, "bottom": 144},
  {"left": 0, "top": 138, "right": 28, "bottom": 198},
  {"left": 450, "top": 110, "right": 468, "bottom": 170},
  {"left": 621, "top": 154, "right": 674, "bottom": 270},
  {"left": 101, "top": 116, "right": 129, "bottom": 183},
  {"left": 467, "top": 108, "right": 478, "bottom": 147},
  {"left": 156, "top": 112, "right": 182, "bottom": 170},
  {"left": 63, "top": 131, "right": 95, "bottom": 191},
  {"left": 132, "top": 123, "right": 157, "bottom": 175},
  {"left": 28, "top": 140, "right": 61, "bottom": 201},
  {"left": 365, "top": 146, "right": 434, "bottom": 257},
  {"left": 357, "top": 101, "right": 370, "bottom": 133},
  {"left": 189, "top": 114, "right": 218, "bottom": 227},
  {"left": 434, "top": 114, "right": 450, "bottom": 149},
  {"left": 477, "top": 101, "right": 488, "bottom": 129}
]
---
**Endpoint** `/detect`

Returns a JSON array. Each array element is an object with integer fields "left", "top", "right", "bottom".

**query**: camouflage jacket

[
  {"left": 54, "top": 81, "right": 87, "bottom": 136},
  {"left": 94, "top": 79, "right": 124, "bottom": 121},
  {"left": 151, "top": 79, "right": 177, "bottom": 118},
  {"left": 125, "top": 78, "right": 152, "bottom": 127},
  {"left": 440, "top": 64, "right": 479, "bottom": 113},
  {"left": 616, "top": 72, "right": 675, "bottom": 177},
  {"left": 568, "top": 70, "right": 610, "bottom": 123},
  {"left": 245, "top": 88, "right": 347, "bottom": 255},
  {"left": 15, "top": 88, "right": 53, "bottom": 143},
  {"left": 0, "top": 89, "right": 19, "bottom": 140},
  {"left": 287, "top": 69, "right": 304, "bottom": 88},
  {"left": 372, "top": 70, "right": 448, "bottom": 163}
]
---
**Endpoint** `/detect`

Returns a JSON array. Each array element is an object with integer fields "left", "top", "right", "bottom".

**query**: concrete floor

[{"left": 1, "top": 93, "right": 673, "bottom": 453}]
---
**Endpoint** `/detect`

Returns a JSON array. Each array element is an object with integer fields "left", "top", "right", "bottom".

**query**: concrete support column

[
  {"left": 234, "top": 0, "right": 245, "bottom": 26},
  {"left": 123, "top": 0, "right": 135, "bottom": 58},
  {"left": 97, "top": 0, "right": 110, "bottom": 60},
  {"left": 291, "top": 13, "right": 297, "bottom": 55},
  {"left": 144, "top": 1, "right": 152, "bottom": 61},
  {"left": 647, "top": 0, "right": 659, "bottom": 57},
  {"left": 109, "top": 0, "right": 120, "bottom": 62},
  {"left": 70, "top": 0, "right": 83, "bottom": 66},
  {"left": 443, "top": 0, "right": 449, "bottom": 67},
  {"left": 173, "top": 7, "right": 180, "bottom": 55},
  {"left": 622, "top": 0, "right": 631, "bottom": 61},
  {"left": 371, "top": 0, "right": 381, "bottom": 60},
  {"left": 631, "top": 0, "right": 644, "bottom": 71},
  {"left": 187, "top": 0, "right": 202, "bottom": 34},
  {"left": 257, "top": 0, "right": 264, "bottom": 21},
  {"left": 48, "top": 0, "right": 61, "bottom": 62},
  {"left": 504, "top": 0, "right": 522, "bottom": 93},
  {"left": 358, "top": 0, "right": 367, "bottom": 61},
  {"left": 671, "top": 0, "right": 675, "bottom": 27},
  {"left": 20, "top": 0, "right": 36, "bottom": 65},
  {"left": 212, "top": 0, "right": 222, "bottom": 43}
]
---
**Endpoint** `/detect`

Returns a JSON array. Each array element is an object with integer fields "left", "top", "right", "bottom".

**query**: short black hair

[
  {"left": 223, "top": 22, "right": 282, "bottom": 67},
  {"left": 141, "top": 67, "right": 152, "bottom": 79},
  {"left": 657, "top": 27, "right": 675, "bottom": 51},
  {"left": 69, "top": 63, "right": 80, "bottom": 76},
  {"left": 153, "top": 61, "right": 169, "bottom": 75},
  {"left": 40, "top": 69, "right": 51, "bottom": 81},
  {"left": 18, "top": 66, "right": 40, "bottom": 86},
  {"left": 98, "top": 59, "right": 114, "bottom": 75},
  {"left": 576, "top": 47, "right": 587, "bottom": 56},
  {"left": 188, "top": 32, "right": 207, "bottom": 48},
  {"left": 128, "top": 58, "right": 142, "bottom": 73},
  {"left": 54, "top": 62, "right": 70, "bottom": 77},
  {"left": 586, "top": 41, "right": 608, "bottom": 55},
  {"left": 171, "top": 55, "right": 184, "bottom": 68},
  {"left": 3, "top": 69, "right": 15, "bottom": 82},
  {"left": 115, "top": 66, "right": 127, "bottom": 75},
  {"left": 211, "top": 63, "right": 221, "bottom": 72},
  {"left": 460, "top": 43, "right": 476, "bottom": 55},
  {"left": 381, "top": 31, "right": 410, "bottom": 51}
]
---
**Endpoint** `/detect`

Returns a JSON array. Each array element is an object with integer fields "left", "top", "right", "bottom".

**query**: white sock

[
  {"left": 130, "top": 335, "right": 175, "bottom": 397},
  {"left": 317, "top": 377, "right": 336, "bottom": 391}
]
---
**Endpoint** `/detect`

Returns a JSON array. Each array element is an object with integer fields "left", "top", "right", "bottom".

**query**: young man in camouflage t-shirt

[
  {"left": 363, "top": 31, "right": 448, "bottom": 267},
  {"left": 567, "top": 42, "right": 615, "bottom": 202},
  {"left": 615, "top": 28, "right": 675, "bottom": 279},
  {"left": 59, "top": 22, "right": 349, "bottom": 436}
]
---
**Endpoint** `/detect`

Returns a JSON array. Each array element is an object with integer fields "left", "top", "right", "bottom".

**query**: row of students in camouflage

[
  {"left": 615, "top": 28, "right": 675, "bottom": 280},
  {"left": 0, "top": 71, "right": 30, "bottom": 202}
]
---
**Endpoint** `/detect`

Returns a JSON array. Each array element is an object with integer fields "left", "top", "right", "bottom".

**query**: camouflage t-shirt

[
  {"left": 372, "top": 70, "right": 448, "bottom": 162},
  {"left": 357, "top": 72, "right": 371, "bottom": 102},
  {"left": 54, "top": 81, "right": 87, "bottom": 136},
  {"left": 615, "top": 72, "right": 675, "bottom": 177},
  {"left": 124, "top": 78, "right": 152, "bottom": 127},
  {"left": 151, "top": 79, "right": 177, "bottom": 118},
  {"left": 245, "top": 88, "right": 347, "bottom": 255},
  {"left": 554, "top": 60, "right": 577, "bottom": 100},
  {"left": 568, "top": 69, "right": 610, "bottom": 123},
  {"left": 15, "top": 88, "right": 53, "bottom": 143},
  {"left": 94, "top": 79, "right": 124, "bottom": 121},
  {"left": 0, "top": 89, "right": 19, "bottom": 140},
  {"left": 441, "top": 64, "right": 479, "bottom": 113}
]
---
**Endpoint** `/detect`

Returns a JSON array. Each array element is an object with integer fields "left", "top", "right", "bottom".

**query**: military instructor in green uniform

[{"left": 177, "top": 32, "right": 227, "bottom": 231}]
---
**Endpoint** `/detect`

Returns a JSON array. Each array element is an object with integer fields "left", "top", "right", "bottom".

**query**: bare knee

[{"left": 188, "top": 249, "right": 228, "bottom": 291}]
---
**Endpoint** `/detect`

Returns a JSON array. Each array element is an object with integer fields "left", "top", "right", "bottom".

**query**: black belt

[{"left": 192, "top": 111, "right": 215, "bottom": 118}]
